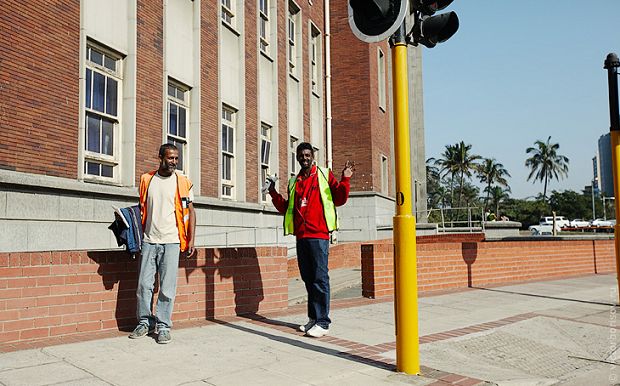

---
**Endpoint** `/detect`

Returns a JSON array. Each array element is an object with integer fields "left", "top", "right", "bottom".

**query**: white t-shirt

[{"left": 143, "top": 172, "right": 194, "bottom": 244}]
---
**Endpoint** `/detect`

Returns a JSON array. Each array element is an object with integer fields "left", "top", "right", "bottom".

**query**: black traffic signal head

[
  {"left": 409, "top": 0, "right": 459, "bottom": 48},
  {"left": 348, "top": 0, "right": 408, "bottom": 43}
]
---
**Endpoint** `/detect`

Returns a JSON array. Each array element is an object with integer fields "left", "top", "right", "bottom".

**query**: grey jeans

[{"left": 136, "top": 242, "right": 180, "bottom": 331}]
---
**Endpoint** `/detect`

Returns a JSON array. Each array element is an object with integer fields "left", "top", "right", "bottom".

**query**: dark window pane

[
  {"left": 93, "top": 72, "right": 105, "bottom": 112},
  {"left": 179, "top": 107, "right": 186, "bottom": 138},
  {"left": 168, "top": 84, "right": 175, "bottom": 97},
  {"left": 90, "top": 49, "right": 103, "bottom": 65},
  {"left": 177, "top": 88, "right": 185, "bottom": 101},
  {"left": 87, "top": 114, "right": 101, "bottom": 153},
  {"left": 227, "top": 128, "right": 234, "bottom": 153},
  {"left": 102, "top": 120, "right": 114, "bottom": 156},
  {"left": 85, "top": 69, "right": 92, "bottom": 108},
  {"left": 106, "top": 78, "right": 117, "bottom": 116},
  {"left": 262, "top": 141, "right": 271, "bottom": 164},
  {"left": 221, "top": 126, "right": 228, "bottom": 151},
  {"left": 104, "top": 56, "right": 116, "bottom": 71},
  {"left": 169, "top": 104, "right": 178, "bottom": 136},
  {"left": 86, "top": 162, "right": 100, "bottom": 175},
  {"left": 177, "top": 142, "right": 184, "bottom": 171},
  {"left": 101, "top": 164, "right": 113, "bottom": 177}
]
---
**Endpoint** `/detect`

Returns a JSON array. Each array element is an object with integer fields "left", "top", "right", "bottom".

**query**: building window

[
  {"left": 259, "top": 0, "right": 270, "bottom": 54},
  {"left": 221, "top": 106, "right": 236, "bottom": 198},
  {"left": 289, "top": 136, "right": 298, "bottom": 177},
  {"left": 221, "top": 0, "right": 235, "bottom": 27},
  {"left": 167, "top": 80, "right": 189, "bottom": 173},
  {"left": 381, "top": 155, "right": 389, "bottom": 194},
  {"left": 84, "top": 44, "right": 122, "bottom": 180},
  {"left": 260, "top": 123, "right": 272, "bottom": 202},
  {"left": 288, "top": 3, "right": 299, "bottom": 75},
  {"left": 378, "top": 48, "right": 386, "bottom": 110},
  {"left": 310, "top": 26, "right": 320, "bottom": 94}
]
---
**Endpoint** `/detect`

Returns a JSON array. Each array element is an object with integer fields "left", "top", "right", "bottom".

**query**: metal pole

[
  {"left": 604, "top": 52, "right": 620, "bottom": 304},
  {"left": 390, "top": 22, "right": 420, "bottom": 375},
  {"left": 592, "top": 180, "right": 596, "bottom": 220}
]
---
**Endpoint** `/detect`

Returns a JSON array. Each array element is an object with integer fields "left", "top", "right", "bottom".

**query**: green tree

[
  {"left": 486, "top": 185, "right": 511, "bottom": 218},
  {"left": 431, "top": 144, "right": 459, "bottom": 208},
  {"left": 525, "top": 136, "right": 569, "bottom": 202},
  {"left": 477, "top": 158, "right": 511, "bottom": 212}
]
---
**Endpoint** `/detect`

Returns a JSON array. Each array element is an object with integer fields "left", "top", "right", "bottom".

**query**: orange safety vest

[{"left": 139, "top": 171, "right": 193, "bottom": 252}]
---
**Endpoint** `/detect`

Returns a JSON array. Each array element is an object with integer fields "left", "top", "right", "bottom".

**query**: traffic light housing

[
  {"left": 409, "top": 0, "right": 459, "bottom": 48},
  {"left": 348, "top": 0, "right": 408, "bottom": 43}
]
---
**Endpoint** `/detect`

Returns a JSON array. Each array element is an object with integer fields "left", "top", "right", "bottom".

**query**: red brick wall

[
  {"left": 361, "top": 239, "right": 616, "bottom": 298},
  {"left": 200, "top": 2, "right": 219, "bottom": 197},
  {"left": 245, "top": 1, "right": 259, "bottom": 203},
  {"left": 330, "top": 3, "right": 393, "bottom": 193},
  {"left": 134, "top": 0, "right": 164, "bottom": 182},
  {"left": 0, "top": 247, "right": 287, "bottom": 347},
  {"left": 0, "top": 1, "right": 80, "bottom": 177}
]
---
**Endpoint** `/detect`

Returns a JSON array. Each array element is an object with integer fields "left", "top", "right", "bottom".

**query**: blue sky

[{"left": 422, "top": 0, "right": 620, "bottom": 199}]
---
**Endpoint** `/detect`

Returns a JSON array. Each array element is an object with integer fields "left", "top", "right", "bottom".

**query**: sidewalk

[{"left": 1, "top": 273, "right": 618, "bottom": 385}]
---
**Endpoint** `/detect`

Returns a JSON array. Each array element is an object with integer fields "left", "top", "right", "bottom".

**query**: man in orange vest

[
  {"left": 129, "top": 144, "right": 196, "bottom": 344},
  {"left": 269, "top": 142, "right": 354, "bottom": 338}
]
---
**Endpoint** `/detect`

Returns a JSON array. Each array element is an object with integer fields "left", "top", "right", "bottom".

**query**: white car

[
  {"left": 539, "top": 216, "right": 570, "bottom": 228},
  {"left": 529, "top": 225, "right": 555, "bottom": 235},
  {"left": 569, "top": 219, "right": 590, "bottom": 228},
  {"left": 591, "top": 218, "right": 613, "bottom": 227}
]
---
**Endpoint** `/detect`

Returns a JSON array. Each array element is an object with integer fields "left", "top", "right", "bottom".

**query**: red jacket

[{"left": 270, "top": 165, "right": 350, "bottom": 239}]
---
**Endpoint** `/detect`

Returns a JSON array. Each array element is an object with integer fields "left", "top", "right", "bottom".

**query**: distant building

[{"left": 597, "top": 133, "right": 613, "bottom": 197}]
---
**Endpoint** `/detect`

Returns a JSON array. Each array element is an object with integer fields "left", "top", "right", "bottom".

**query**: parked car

[
  {"left": 539, "top": 216, "right": 570, "bottom": 228},
  {"left": 529, "top": 224, "right": 555, "bottom": 235},
  {"left": 569, "top": 219, "right": 590, "bottom": 228},
  {"left": 591, "top": 218, "right": 613, "bottom": 227}
]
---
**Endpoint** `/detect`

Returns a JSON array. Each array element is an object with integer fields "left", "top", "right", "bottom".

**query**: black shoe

[{"left": 157, "top": 330, "right": 172, "bottom": 344}]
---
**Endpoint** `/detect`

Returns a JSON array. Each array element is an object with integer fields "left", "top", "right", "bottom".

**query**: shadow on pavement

[
  {"left": 471, "top": 287, "right": 617, "bottom": 307},
  {"left": 214, "top": 315, "right": 395, "bottom": 371}
]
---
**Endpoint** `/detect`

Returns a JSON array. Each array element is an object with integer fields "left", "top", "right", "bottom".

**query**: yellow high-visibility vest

[{"left": 284, "top": 166, "right": 338, "bottom": 235}]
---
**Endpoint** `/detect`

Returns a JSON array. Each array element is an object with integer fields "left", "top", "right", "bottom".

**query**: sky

[{"left": 421, "top": 0, "right": 620, "bottom": 199}]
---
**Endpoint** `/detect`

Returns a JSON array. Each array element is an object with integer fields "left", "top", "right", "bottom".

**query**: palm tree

[
  {"left": 525, "top": 136, "right": 569, "bottom": 201},
  {"left": 431, "top": 145, "right": 459, "bottom": 208},
  {"left": 477, "top": 158, "right": 511, "bottom": 212},
  {"left": 453, "top": 141, "right": 481, "bottom": 209},
  {"left": 486, "top": 185, "right": 511, "bottom": 217}
]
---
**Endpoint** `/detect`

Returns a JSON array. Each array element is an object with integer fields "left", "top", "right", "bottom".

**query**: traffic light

[
  {"left": 409, "top": 0, "right": 459, "bottom": 48},
  {"left": 348, "top": 0, "right": 408, "bottom": 43}
]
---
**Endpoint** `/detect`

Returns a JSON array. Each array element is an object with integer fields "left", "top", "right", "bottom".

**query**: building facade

[
  {"left": 0, "top": 1, "right": 426, "bottom": 253},
  {"left": 597, "top": 133, "right": 613, "bottom": 197}
]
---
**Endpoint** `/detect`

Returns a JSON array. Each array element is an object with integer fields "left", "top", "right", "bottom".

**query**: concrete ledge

[{"left": 483, "top": 221, "right": 522, "bottom": 239}]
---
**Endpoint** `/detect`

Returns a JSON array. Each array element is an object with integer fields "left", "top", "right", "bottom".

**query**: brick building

[
  {"left": 0, "top": 0, "right": 426, "bottom": 252},
  {"left": 0, "top": 0, "right": 428, "bottom": 345}
]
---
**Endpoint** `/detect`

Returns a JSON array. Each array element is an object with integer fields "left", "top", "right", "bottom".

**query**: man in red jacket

[{"left": 269, "top": 142, "right": 354, "bottom": 337}]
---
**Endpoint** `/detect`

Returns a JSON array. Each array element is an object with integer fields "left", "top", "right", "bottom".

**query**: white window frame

[
  {"left": 167, "top": 79, "right": 190, "bottom": 174},
  {"left": 221, "top": 105, "right": 236, "bottom": 199},
  {"left": 310, "top": 25, "right": 321, "bottom": 95},
  {"left": 378, "top": 48, "right": 386, "bottom": 111},
  {"left": 289, "top": 136, "right": 298, "bottom": 177},
  {"left": 84, "top": 43, "right": 122, "bottom": 182},
  {"left": 260, "top": 123, "right": 272, "bottom": 202},
  {"left": 288, "top": 3, "right": 300, "bottom": 76},
  {"left": 381, "top": 154, "right": 389, "bottom": 194},
  {"left": 221, "top": 0, "right": 235, "bottom": 28},
  {"left": 259, "top": 0, "right": 270, "bottom": 54}
]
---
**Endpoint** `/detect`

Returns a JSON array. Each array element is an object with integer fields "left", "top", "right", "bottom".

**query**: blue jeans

[
  {"left": 296, "top": 238, "right": 331, "bottom": 328},
  {"left": 136, "top": 242, "right": 180, "bottom": 331}
]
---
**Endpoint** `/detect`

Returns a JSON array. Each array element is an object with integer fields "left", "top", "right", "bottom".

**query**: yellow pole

[
  {"left": 605, "top": 53, "right": 620, "bottom": 304},
  {"left": 610, "top": 131, "right": 620, "bottom": 302},
  {"left": 391, "top": 31, "right": 420, "bottom": 374}
]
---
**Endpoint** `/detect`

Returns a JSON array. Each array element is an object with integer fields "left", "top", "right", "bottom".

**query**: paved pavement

[{"left": 1, "top": 272, "right": 619, "bottom": 386}]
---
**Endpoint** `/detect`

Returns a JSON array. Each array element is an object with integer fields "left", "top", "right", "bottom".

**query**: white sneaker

[
  {"left": 299, "top": 319, "right": 316, "bottom": 332},
  {"left": 306, "top": 324, "right": 329, "bottom": 338}
]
